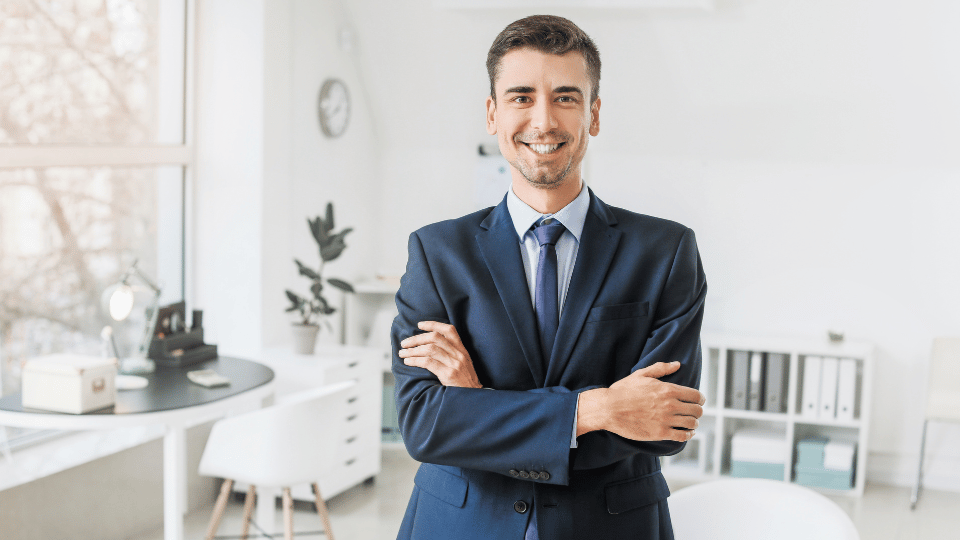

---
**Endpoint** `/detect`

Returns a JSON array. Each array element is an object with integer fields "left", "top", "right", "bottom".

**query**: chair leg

[
  {"left": 205, "top": 479, "right": 234, "bottom": 540},
  {"left": 282, "top": 487, "right": 294, "bottom": 540},
  {"left": 240, "top": 485, "right": 257, "bottom": 540},
  {"left": 911, "top": 419, "right": 929, "bottom": 510},
  {"left": 312, "top": 483, "right": 335, "bottom": 540}
]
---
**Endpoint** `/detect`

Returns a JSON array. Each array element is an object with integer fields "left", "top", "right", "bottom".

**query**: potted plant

[{"left": 285, "top": 202, "right": 355, "bottom": 354}]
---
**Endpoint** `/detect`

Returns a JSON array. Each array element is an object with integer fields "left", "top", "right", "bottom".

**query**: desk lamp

[{"left": 102, "top": 259, "right": 160, "bottom": 375}]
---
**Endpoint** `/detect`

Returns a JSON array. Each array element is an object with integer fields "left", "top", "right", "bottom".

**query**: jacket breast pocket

[{"left": 586, "top": 301, "right": 649, "bottom": 323}]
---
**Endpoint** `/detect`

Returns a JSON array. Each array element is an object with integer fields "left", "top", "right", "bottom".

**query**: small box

[{"left": 22, "top": 354, "right": 117, "bottom": 414}]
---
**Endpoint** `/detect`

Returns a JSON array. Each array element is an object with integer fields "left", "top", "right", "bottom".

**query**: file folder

[
  {"left": 764, "top": 353, "right": 788, "bottom": 413},
  {"left": 801, "top": 356, "right": 822, "bottom": 419},
  {"left": 729, "top": 350, "right": 750, "bottom": 410},
  {"left": 819, "top": 356, "right": 839, "bottom": 419},
  {"left": 836, "top": 358, "right": 857, "bottom": 421},
  {"left": 748, "top": 351, "right": 765, "bottom": 411}
]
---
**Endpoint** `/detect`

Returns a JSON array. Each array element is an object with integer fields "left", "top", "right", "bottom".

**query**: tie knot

[{"left": 533, "top": 218, "right": 566, "bottom": 247}]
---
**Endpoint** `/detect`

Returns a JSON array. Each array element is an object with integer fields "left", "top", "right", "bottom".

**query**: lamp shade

[{"left": 103, "top": 283, "right": 135, "bottom": 321}]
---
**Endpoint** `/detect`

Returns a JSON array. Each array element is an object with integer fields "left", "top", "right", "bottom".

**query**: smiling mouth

[{"left": 522, "top": 142, "right": 565, "bottom": 155}]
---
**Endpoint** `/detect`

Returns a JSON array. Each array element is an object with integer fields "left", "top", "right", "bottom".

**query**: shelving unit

[{"left": 661, "top": 332, "right": 874, "bottom": 497}]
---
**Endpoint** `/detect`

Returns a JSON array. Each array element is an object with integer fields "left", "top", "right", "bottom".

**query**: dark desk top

[{"left": 0, "top": 356, "right": 274, "bottom": 415}]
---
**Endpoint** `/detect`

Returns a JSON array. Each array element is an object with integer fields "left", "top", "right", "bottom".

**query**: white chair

[
  {"left": 669, "top": 478, "right": 859, "bottom": 540},
  {"left": 199, "top": 380, "right": 355, "bottom": 540},
  {"left": 911, "top": 336, "right": 960, "bottom": 509}
]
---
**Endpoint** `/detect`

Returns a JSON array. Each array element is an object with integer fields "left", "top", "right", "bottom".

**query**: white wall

[
  {"left": 195, "top": 0, "right": 380, "bottom": 353},
  {"left": 343, "top": 0, "right": 960, "bottom": 489}
]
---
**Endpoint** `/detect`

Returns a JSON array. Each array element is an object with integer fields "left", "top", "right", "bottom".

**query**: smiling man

[{"left": 391, "top": 15, "right": 707, "bottom": 540}]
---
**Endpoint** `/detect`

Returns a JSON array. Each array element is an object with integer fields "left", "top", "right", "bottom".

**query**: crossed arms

[{"left": 400, "top": 320, "right": 705, "bottom": 444}]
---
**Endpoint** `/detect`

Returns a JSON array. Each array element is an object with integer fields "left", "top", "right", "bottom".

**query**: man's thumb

[{"left": 638, "top": 361, "right": 681, "bottom": 379}]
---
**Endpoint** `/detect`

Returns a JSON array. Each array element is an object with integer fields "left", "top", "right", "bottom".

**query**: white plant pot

[{"left": 291, "top": 324, "right": 320, "bottom": 355}]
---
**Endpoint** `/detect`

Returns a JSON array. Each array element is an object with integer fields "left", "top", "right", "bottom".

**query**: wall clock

[{"left": 318, "top": 78, "right": 350, "bottom": 138}]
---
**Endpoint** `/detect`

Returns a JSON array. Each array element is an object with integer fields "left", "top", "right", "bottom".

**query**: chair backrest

[
  {"left": 199, "top": 380, "right": 355, "bottom": 487},
  {"left": 927, "top": 337, "right": 960, "bottom": 421},
  {"left": 669, "top": 478, "right": 859, "bottom": 540}
]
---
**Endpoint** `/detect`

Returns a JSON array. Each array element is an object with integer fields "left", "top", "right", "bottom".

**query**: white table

[{"left": 0, "top": 356, "right": 275, "bottom": 540}]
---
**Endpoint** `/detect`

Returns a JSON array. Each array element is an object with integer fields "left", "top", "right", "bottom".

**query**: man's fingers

[
  {"left": 636, "top": 361, "right": 681, "bottom": 379},
  {"left": 418, "top": 320, "right": 463, "bottom": 345},
  {"left": 674, "top": 401, "right": 703, "bottom": 419},
  {"left": 671, "top": 415, "right": 699, "bottom": 431}
]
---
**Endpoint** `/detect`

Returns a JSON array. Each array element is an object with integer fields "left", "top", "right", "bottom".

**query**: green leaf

[
  {"left": 310, "top": 281, "right": 324, "bottom": 298},
  {"left": 325, "top": 202, "right": 335, "bottom": 231},
  {"left": 327, "top": 278, "right": 354, "bottom": 293},
  {"left": 320, "top": 227, "right": 353, "bottom": 262},
  {"left": 285, "top": 289, "right": 304, "bottom": 306},
  {"left": 295, "top": 259, "right": 321, "bottom": 280}
]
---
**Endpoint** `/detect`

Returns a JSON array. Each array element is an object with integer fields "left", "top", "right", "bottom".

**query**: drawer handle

[
  {"left": 345, "top": 458, "right": 356, "bottom": 466},
  {"left": 346, "top": 437, "right": 357, "bottom": 444},
  {"left": 346, "top": 414, "right": 358, "bottom": 422},
  {"left": 348, "top": 361, "right": 359, "bottom": 368},
  {"left": 347, "top": 396, "right": 359, "bottom": 403}
]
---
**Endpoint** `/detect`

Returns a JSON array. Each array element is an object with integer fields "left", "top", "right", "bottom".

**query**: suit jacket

[{"left": 392, "top": 189, "right": 706, "bottom": 540}]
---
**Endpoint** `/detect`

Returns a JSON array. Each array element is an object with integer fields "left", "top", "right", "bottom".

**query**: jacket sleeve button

[
  {"left": 514, "top": 500, "right": 528, "bottom": 514},
  {"left": 519, "top": 470, "right": 530, "bottom": 479},
  {"left": 509, "top": 469, "right": 520, "bottom": 477},
  {"left": 540, "top": 471, "right": 551, "bottom": 481},
  {"left": 529, "top": 471, "right": 540, "bottom": 480}
]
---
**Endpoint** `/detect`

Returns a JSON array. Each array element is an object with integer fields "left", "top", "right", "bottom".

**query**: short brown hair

[{"left": 486, "top": 15, "right": 601, "bottom": 103}]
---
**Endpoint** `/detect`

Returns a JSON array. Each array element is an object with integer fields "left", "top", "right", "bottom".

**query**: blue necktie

[
  {"left": 527, "top": 218, "right": 565, "bottom": 540},
  {"left": 533, "top": 218, "right": 566, "bottom": 368}
]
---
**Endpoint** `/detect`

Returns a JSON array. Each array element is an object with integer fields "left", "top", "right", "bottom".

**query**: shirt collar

[{"left": 506, "top": 183, "right": 590, "bottom": 243}]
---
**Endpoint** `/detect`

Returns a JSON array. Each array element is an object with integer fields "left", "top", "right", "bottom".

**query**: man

[{"left": 391, "top": 15, "right": 706, "bottom": 540}]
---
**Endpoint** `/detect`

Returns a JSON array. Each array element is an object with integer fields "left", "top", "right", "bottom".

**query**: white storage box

[{"left": 22, "top": 354, "right": 117, "bottom": 414}]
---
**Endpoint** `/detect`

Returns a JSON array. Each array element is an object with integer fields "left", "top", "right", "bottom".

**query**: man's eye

[
  {"left": 513, "top": 96, "right": 531, "bottom": 103},
  {"left": 557, "top": 96, "right": 576, "bottom": 103}
]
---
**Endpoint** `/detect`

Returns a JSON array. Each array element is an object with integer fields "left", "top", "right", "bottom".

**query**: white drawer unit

[{"left": 242, "top": 346, "right": 383, "bottom": 501}]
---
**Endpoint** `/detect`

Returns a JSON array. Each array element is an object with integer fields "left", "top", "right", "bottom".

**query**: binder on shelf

[
  {"left": 819, "top": 356, "right": 839, "bottom": 419},
  {"left": 748, "top": 351, "right": 765, "bottom": 411},
  {"left": 801, "top": 356, "right": 822, "bottom": 419},
  {"left": 836, "top": 358, "right": 857, "bottom": 421},
  {"left": 764, "top": 353, "right": 788, "bottom": 413},
  {"left": 729, "top": 350, "right": 750, "bottom": 410}
]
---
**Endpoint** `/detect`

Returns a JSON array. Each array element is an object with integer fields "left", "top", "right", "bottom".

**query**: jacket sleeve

[
  {"left": 392, "top": 231, "right": 580, "bottom": 486},
  {"left": 572, "top": 227, "right": 707, "bottom": 470}
]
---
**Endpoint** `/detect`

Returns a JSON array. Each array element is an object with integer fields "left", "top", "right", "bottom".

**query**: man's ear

[
  {"left": 589, "top": 97, "right": 601, "bottom": 137},
  {"left": 485, "top": 96, "right": 497, "bottom": 135}
]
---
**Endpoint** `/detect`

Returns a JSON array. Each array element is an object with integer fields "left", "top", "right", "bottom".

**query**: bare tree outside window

[{"left": 0, "top": 0, "right": 178, "bottom": 397}]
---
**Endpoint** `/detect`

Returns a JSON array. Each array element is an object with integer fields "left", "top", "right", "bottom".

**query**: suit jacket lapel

[
  {"left": 546, "top": 192, "right": 621, "bottom": 385},
  {"left": 476, "top": 199, "right": 546, "bottom": 385}
]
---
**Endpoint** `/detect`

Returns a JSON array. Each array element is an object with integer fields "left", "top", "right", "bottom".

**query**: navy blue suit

[{"left": 392, "top": 190, "right": 706, "bottom": 539}]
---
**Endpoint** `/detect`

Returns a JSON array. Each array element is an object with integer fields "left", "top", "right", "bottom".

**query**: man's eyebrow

[
  {"left": 504, "top": 86, "right": 535, "bottom": 94},
  {"left": 554, "top": 86, "right": 584, "bottom": 97}
]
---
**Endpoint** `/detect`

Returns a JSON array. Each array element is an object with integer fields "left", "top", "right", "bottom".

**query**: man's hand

[
  {"left": 577, "top": 361, "right": 705, "bottom": 442},
  {"left": 399, "top": 321, "right": 482, "bottom": 389}
]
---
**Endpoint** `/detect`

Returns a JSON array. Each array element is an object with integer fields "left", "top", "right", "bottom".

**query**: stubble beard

[{"left": 511, "top": 131, "right": 582, "bottom": 191}]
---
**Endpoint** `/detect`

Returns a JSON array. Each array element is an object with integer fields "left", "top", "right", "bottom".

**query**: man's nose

[{"left": 529, "top": 99, "right": 558, "bottom": 132}]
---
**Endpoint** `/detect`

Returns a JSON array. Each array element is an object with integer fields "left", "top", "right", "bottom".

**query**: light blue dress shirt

[
  {"left": 506, "top": 184, "right": 590, "bottom": 450},
  {"left": 507, "top": 185, "right": 590, "bottom": 540}
]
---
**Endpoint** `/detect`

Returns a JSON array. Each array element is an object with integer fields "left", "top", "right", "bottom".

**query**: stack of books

[
  {"left": 794, "top": 437, "right": 856, "bottom": 490},
  {"left": 729, "top": 428, "right": 787, "bottom": 480}
]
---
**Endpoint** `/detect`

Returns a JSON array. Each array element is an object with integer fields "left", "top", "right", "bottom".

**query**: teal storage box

[
  {"left": 795, "top": 437, "right": 828, "bottom": 468},
  {"left": 794, "top": 465, "right": 854, "bottom": 490},
  {"left": 730, "top": 461, "right": 785, "bottom": 481}
]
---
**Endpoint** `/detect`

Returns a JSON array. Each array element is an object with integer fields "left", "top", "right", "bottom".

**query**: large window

[{"left": 0, "top": 0, "right": 190, "bottom": 406}]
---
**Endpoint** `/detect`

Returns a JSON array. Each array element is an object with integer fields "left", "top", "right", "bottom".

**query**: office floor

[{"left": 139, "top": 447, "right": 959, "bottom": 540}]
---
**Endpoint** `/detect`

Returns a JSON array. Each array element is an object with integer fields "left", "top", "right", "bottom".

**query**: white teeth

[{"left": 529, "top": 143, "right": 560, "bottom": 154}]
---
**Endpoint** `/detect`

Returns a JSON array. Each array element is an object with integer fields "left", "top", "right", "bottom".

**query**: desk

[{"left": 0, "top": 356, "right": 274, "bottom": 540}]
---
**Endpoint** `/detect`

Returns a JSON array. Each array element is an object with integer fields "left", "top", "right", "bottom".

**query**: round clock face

[{"left": 318, "top": 78, "right": 350, "bottom": 138}]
